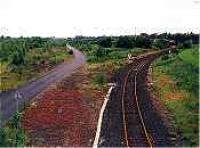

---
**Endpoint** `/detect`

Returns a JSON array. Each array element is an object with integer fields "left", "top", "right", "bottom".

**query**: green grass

[
  {"left": 87, "top": 47, "right": 150, "bottom": 62},
  {"left": 152, "top": 46, "right": 199, "bottom": 146},
  {"left": 93, "top": 74, "right": 107, "bottom": 88},
  {"left": 178, "top": 45, "right": 199, "bottom": 67},
  {"left": 0, "top": 112, "right": 27, "bottom": 147},
  {"left": 0, "top": 48, "right": 70, "bottom": 91}
]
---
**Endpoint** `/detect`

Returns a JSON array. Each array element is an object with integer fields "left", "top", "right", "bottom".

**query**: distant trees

[
  {"left": 97, "top": 37, "right": 112, "bottom": 48},
  {"left": 135, "top": 35, "right": 152, "bottom": 48},
  {"left": 95, "top": 46, "right": 107, "bottom": 58},
  {"left": 183, "top": 40, "right": 193, "bottom": 48},
  {"left": 68, "top": 33, "right": 199, "bottom": 54},
  {"left": 116, "top": 36, "right": 134, "bottom": 48},
  {"left": 0, "top": 37, "right": 67, "bottom": 67},
  {"left": 152, "top": 39, "right": 169, "bottom": 49},
  {"left": 190, "top": 33, "right": 199, "bottom": 44},
  {"left": 177, "top": 40, "right": 193, "bottom": 49},
  {"left": 114, "top": 35, "right": 152, "bottom": 49}
]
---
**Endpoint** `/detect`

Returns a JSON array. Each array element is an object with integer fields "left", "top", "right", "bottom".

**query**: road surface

[{"left": 0, "top": 46, "right": 86, "bottom": 126}]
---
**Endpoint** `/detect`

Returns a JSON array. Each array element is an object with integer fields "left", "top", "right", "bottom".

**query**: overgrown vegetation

[
  {"left": 93, "top": 74, "right": 107, "bottom": 87},
  {"left": 0, "top": 112, "right": 26, "bottom": 147},
  {"left": 152, "top": 45, "right": 199, "bottom": 146},
  {"left": 0, "top": 36, "right": 70, "bottom": 90}
]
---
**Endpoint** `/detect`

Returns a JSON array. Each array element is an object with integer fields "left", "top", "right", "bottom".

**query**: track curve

[{"left": 97, "top": 49, "right": 172, "bottom": 147}]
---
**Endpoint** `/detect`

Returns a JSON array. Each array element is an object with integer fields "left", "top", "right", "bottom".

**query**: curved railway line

[
  {"left": 121, "top": 56, "right": 155, "bottom": 147},
  {"left": 121, "top": 50, "right": 170, "bottom": 147},
  {"left": 97, "top": 49, "right": 173, "bottom": 147}
]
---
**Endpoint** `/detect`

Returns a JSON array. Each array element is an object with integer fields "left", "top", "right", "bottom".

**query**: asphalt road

[{"left": 0, "top": 46, "right": 86, "bottom": 126}]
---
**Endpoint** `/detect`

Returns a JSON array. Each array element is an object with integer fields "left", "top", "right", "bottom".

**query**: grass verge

[{"left": 152, "top": 45, "right": 199, "bottom": 146}]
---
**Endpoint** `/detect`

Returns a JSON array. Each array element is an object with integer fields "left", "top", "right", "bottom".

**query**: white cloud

[{"left": 0, "top": 0, "right": 199, "bottom": 37}]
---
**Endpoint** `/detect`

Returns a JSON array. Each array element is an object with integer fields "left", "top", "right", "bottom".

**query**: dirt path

[{"left": 0, "top": 47, "right": 86, "bottom": 125}]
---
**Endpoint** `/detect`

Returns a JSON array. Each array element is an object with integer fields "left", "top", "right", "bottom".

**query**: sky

[{"left": 0, "top": 0, "right": 200, "bottom": 37}]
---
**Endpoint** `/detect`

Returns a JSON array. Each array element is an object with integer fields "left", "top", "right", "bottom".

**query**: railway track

[
  {"left": 121, "top": 54, "right": 159, "bottom": 147},
  {"left": 97, "top": 49, "right": 173, "bottom": 147}
]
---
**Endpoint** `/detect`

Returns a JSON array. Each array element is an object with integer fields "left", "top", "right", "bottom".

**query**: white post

[{"left": 14, "top": 90, "right": 23, "bottom": 114}]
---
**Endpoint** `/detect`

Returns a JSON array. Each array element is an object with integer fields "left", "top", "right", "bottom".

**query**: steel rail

[{"left": 121, "top": 58, "right": 154, "bottom": 147}]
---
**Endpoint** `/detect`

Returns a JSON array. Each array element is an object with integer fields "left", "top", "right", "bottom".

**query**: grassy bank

[{"left": 152, "top": 45, "right": 199, "bottom": 146}]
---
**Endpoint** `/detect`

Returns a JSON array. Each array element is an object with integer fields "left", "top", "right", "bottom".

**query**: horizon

[{"left": 1, "top": 28, "right": 199, "bottom": 38}]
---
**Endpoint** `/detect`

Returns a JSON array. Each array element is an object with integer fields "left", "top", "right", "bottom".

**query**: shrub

[
  {"left": 97, "top": 37, "right": 112, "bottom": 48},
  {"left": 11, "top": 49, "right": 25, "bottom": 66},
  {"left": 152, "top": 39, "right": 169, "bottom": 49},
  {"left": 0, "top": 112, "right": 26, "bottom": 147},
  {"left": 161, "top": 55, "right": 169, "bottom": 60},
  {"left": 94, "top": 74, "right": 107, "bottom": 86},
  {"left": 115, "top": 36, "right": 134, "bottom": 48},
  {"left": 95, "top": 46, "right": 107, "bottom": 58}
]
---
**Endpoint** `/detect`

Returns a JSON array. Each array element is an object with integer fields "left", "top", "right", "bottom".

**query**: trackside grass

[{"left": 152, "top": 45, "right": 199, "bottom": 146}]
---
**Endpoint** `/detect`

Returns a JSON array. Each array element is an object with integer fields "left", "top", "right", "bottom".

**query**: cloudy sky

[{"left": 0, "top": 0, "right": 199, "bottom": 37}]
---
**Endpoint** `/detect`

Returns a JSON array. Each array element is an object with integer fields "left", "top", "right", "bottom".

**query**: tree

[
  {"left": 183, "top": 40, "right": 192, "bottom": 48},
  {"left": 135, "top": 36, "right": 152, "bottom": 48},
  {"left": 115, "top": 36, "right": 134, "bottom": 48},
  {"left": 95, "top": 46, "right": 106, "bottom": 58},
  {"left": 190, "top": 33, "right": 199, "bottom": 44},
  {"left": 152, "top": 39, "right": 169, "bottom": 49},
  {"left": 97, "top": 37, "right": 112, "bottom": 48},
  {"left": 11, "top": 49, "right": 25, "bottom": 65}
]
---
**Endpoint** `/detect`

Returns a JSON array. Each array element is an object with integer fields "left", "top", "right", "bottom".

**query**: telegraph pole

[{"left": 134, "top": 27, "right": 137, "bottom": 41}]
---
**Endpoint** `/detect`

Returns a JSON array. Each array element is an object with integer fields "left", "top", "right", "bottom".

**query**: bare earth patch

[
  {"left": 22, "top": 66, "right": 107, "bottom": 146},
  {"left": 154, "top": 72, "right": 185, "bottom": 101}
]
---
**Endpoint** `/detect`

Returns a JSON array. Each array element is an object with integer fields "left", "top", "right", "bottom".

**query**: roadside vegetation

[
  {"left": 0, "top": 112, "right": 26, "bottom": 146},
  {"left": 0, "top": 36, "right": 70, "bottom": 91},
  {"left": 152, "top": 45, "right": 199, "bottom": 146}
]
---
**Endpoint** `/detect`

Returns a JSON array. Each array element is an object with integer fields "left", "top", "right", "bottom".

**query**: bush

[
  {"left": 0, "top": 113, "right": 26, "bottom": 147},
  {"left": 94, "top": 74, "right": 107, "bottom": 86},
  {"left": 183, "top": 40, "right": 192, "bottom": 48},
  {"left": 87, "top": 56, "right": 98, "bottom": 62},
  {"left": 11, "top": 49, "right": 25, "bottom": 66},
  {"left": 95, "top": 46, "right": 107, "bottom": 58},
  {"left": 152, "top": 39, "right": 169, "bottom": 49},
  {"left": 97, "top": 37, "right": 112, "bottom": 48},
  {"left": 161, "top": 55, "right": 169, "bottom": 60},
  {"left": 115, "top": 36, "right": 134, "bottom": 48}
]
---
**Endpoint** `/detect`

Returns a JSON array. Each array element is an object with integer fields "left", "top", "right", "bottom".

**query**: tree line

[
  {"left": 67, "top": 32, "right": 199, "bottom": 50},
  {"left": 0, "top": 36, "right": 66, "bottom": 66}
]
